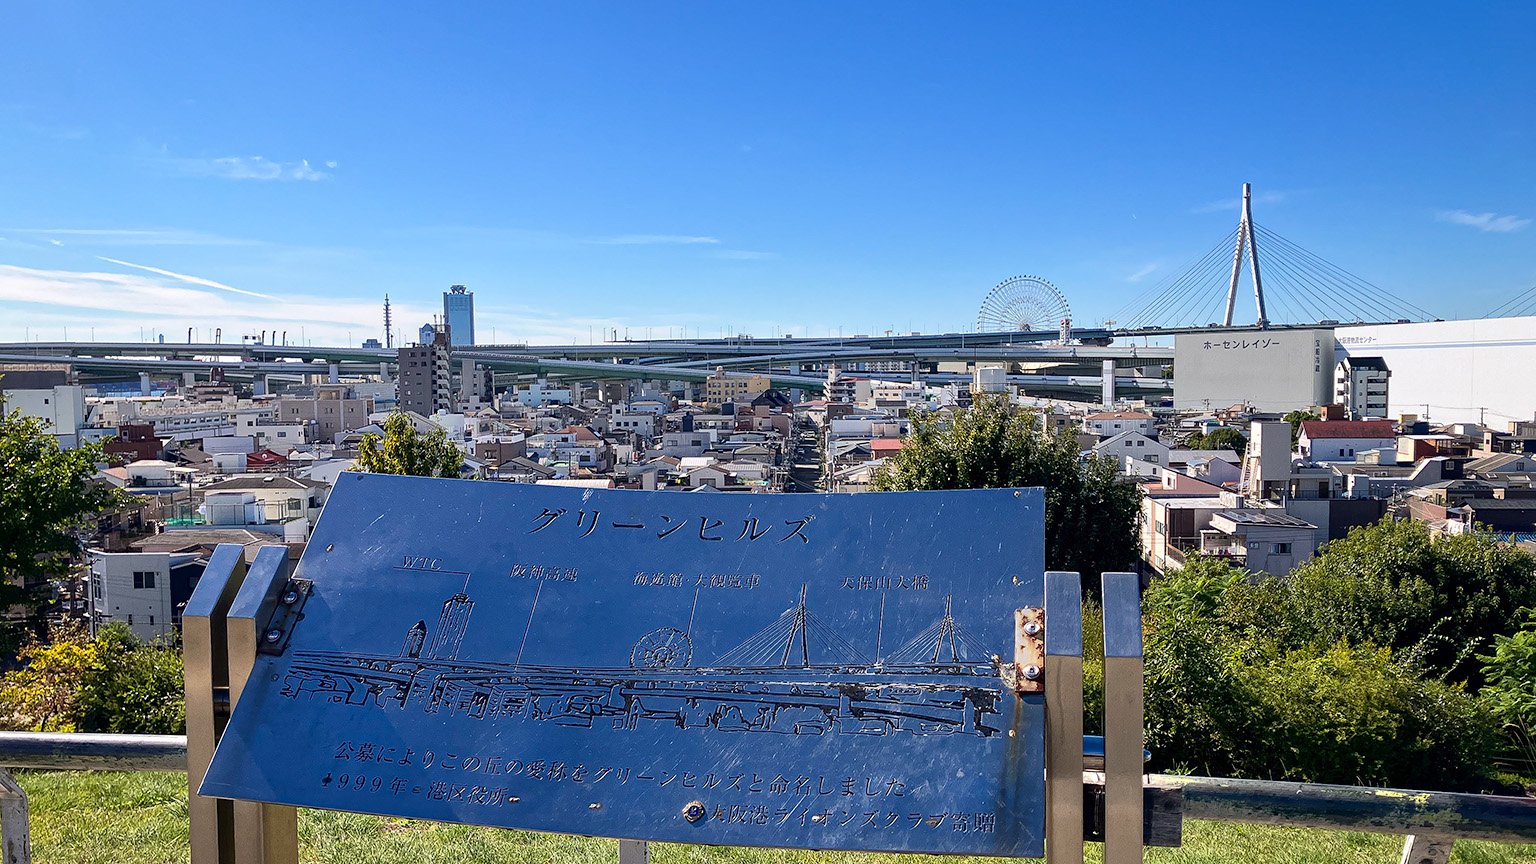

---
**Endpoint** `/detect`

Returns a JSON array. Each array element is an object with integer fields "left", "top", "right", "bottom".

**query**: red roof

[
  {"left": 1300, "top": 420, "right": 1394, "bottom": 440},
  {"left": 245, "top": 449, "right": 288, "bottom": 466},
  {"left": 869, "top": 438, "right": 906, "bottom": 453}
]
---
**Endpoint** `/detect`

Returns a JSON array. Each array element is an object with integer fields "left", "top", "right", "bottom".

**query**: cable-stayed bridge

[{"left": 15, "top": 184, "right": 1532, "bottom": 401}]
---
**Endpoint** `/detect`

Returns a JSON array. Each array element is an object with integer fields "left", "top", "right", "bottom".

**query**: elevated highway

[{"left": 0, "top": 328, "right": 1181, "bottom": 397}]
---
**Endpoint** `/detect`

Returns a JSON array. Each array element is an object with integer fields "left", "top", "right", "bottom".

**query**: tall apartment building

[
  {"left": 443, "top": 285, "right": 475, "bottom": 346},
  {"left": 399, "top": 330, "right": 452, "bottom": 415},
  {"left": 824, "top": 363, "right": 856, "bottom": 404},
  {"left": 1335, "top": 356, "right": 1390, "bottom": 420}
]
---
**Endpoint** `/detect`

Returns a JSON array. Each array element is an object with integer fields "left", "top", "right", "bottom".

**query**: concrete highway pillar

[
  {"left": 252, "top": 376, "right": 268, "bottom": 397},
  {"left": 327, "top": 362, "right": 339, "bottom": 384},
  {"left": 138, "top": 372, "right": 151, "bottom": 396},
  {"left": 182, "top": 371, "right": 196, "bottom": 386},
  {"left": 1101, "top": 359, "right": 1116, "bottom": 407},
  {"left": 379, "top": 361, "right": 392, "bottom": 383}
]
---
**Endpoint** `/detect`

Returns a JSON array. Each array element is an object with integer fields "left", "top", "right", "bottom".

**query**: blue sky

[{"left": 1, "top": 2, "right": 1532, "bottom": 345}]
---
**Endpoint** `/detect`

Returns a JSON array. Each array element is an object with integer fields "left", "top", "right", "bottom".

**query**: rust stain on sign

[{"left": 1014, "top": 606, "right": 1045, "bottom": 693}]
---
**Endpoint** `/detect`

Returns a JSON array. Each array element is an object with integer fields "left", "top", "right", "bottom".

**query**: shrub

[
  {"left": 0, "top": 623, "right": 184, "bottom": 734},
  {"left": 1480, "top": 608, "right": 1536, "bottom": 772},
  {"left": 76, "top": 624, "right": 185, "bottom": 734},
  {"left": 1224, "top": 519, "right": 1536, "bottom": 682},
  {"left": 1230, "top": 642, "right": 1494, "bottom": 789}
]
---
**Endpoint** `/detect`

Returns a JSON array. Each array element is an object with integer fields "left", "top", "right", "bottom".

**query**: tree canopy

[
  {"left": 0, "top": 410, "right": 128, "bottom": 648},
  {"left": 1225, "top": 518, "right": 1536, "bottom": 680},
  {"left": 1185, "top": 426, "right": 1247, "bottom": 457},
  {"left": 872, "top": 396, "right": 1141, "bottom": 578},
  {"left": 1281, "top": 409, "right": 1320, "bottom": 447},
  {"left": 353, "top": 412, "right": 464, "bottom": 478}
]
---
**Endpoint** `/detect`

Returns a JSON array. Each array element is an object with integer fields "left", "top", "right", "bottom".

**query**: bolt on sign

[{"left": 202, "top": 474, "right": 1048, "bottom": 856}]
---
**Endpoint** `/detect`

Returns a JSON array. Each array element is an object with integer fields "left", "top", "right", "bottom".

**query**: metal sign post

[
  {"left": 1044, "top": 571, "right": 1084, "bottom": 864},
  {"left": 1101, "top": 572, "right": 1145, "bottom": 864},
  {"left": 185, "top": 544, "right": 246, "bottom": 864}
]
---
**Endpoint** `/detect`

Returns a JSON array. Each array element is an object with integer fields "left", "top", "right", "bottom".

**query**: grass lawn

[{"left": 14, "top": 771, "right": 1536, "bottom": 864}]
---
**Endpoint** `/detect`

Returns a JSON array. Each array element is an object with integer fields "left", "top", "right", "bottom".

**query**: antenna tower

[
  {"left": 1222, "top": 183, "right": 1269, "bottom": 328},
  {"left": 383, "top": 295, "right": 394, "bottom": 348}
]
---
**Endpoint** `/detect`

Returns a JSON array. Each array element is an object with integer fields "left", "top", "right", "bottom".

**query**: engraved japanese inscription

[{"left": 201, "top": 474, "right": 1047, "bottom": 856}]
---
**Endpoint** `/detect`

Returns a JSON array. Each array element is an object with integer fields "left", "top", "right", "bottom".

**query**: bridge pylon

[{"left": 1222, "top": 182, "right": 1269, "bottom": 329}]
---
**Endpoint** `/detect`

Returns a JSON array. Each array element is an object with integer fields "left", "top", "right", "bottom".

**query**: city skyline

[{"left": 2, "top": 3, "right": 1533, "bottom": 345}]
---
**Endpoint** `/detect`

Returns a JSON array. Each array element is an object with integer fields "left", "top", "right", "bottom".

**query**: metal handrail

[
  {"left": 0, "top": 732, "right": 1532, "bottom": 846},
  {"left": 0, "top": 732, "right": 185, "bottom": 772}
]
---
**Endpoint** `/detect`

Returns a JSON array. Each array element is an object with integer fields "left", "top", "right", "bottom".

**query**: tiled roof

[{"left": 1300, "top": 420, "right": 1394, "bottom": 440}]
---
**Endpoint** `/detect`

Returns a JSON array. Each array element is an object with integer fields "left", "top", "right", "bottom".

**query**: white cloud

[
  {"left": 587, "top": 234, "right": 720, "bottom": 246},
  {"left": 178, "top": 155, "right": 331, "bottom": 182},
  {"left": 324, "top": 160, "right": 338, "bottom": 169},
  {"left": 95, "top": 257, "right": 276, "bottom": 299},
  {"left": 1436, "top": 209, "right": 1530, "bottom": 234},
  {"left": 1193, "top": 189, "right": 1289, "bottom": 214},
  {"left": 0, "top": 227, "right": 264, "bottom": 246},
  {"left": 1126, "top": 262, "right": 1159, "bottom": 283},
  {"left": 0, "top": 263, "right": 709, "bottom": 347}
]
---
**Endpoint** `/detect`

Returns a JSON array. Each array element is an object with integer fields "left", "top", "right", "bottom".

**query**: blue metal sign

[{"left": 202, "top": 474, "right": 1047, "bottom": 856}]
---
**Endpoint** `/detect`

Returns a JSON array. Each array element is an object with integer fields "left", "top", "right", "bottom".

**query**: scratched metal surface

[{"left": 202, "top": 473, "right": 1047, "bottom": 856}]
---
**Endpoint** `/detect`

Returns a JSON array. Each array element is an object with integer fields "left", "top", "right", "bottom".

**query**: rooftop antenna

[
  {"left": 384, "top": 295, "right": 394, "bottom": 348},
  {"left": 1221, "top": 182, "right": 1269, "bottom": 329}
]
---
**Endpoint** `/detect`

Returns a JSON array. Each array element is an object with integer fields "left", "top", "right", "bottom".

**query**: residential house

[
  {"left": 1297, "top": 420, "right": 1396, "bottom": 463},
  {"left": 1083, "top": 411, "right": 1156, "bottom": 438}
]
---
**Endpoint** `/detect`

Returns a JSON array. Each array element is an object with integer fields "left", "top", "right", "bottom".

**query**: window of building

[
  {"left": 148, "top": 615, "right": 154, "bottom": 626},
  {"left": 132, "top": 571, "right": 156, "bottom": 589},
  {"left": 1273, "top": 542, "right": 1293, "bottom": 554},
  {"left": 127, "top": 614, "right": 134, "bottom": 625},
  {"left": 289, "top": 499, "right": 303, "bottom": 512}
]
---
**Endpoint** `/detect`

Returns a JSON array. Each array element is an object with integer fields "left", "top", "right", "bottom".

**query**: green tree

[
  {"left": 353, "top": 412, "right": 464, "bottom": 478},
  {"left": 1226, "top": 518, "right": 1536, "bottom": 680},
  {"left": 1186, "top": 426, "right": 1247, "bottom": 457},
  {"left": 0, "top": 411, "right": 128, "bottom": 649},
  {"left": 1281, "top": 409, "right": 1320, "bottom": 448},
  {"left": 872, "top": 396, "right": 1142, "bottom": 577},
  {"left": 76, "top": 624, "right": 185, "bottom": 734}
]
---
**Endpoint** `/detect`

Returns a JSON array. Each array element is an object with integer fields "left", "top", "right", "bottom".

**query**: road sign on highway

[{"left": 201, "top": 474, "right": 1047, "bottom": 856}]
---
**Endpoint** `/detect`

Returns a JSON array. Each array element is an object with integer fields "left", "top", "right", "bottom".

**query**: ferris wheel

[
  {"left": 975, "top": 275, "right": 1073, "bottom": 334},
  {"left": 630, "top": 627, "right": 694, "bottom": 669}
]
